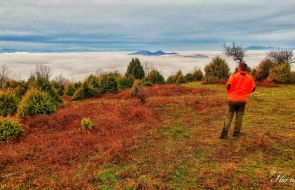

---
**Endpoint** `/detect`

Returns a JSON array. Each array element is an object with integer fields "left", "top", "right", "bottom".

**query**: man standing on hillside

[{"left": 219, "top": 62, "right": 256, "bottom": 139}]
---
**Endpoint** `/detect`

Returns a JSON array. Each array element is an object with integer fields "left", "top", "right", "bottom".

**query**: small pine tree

[
  {"left": 268, "top": 62, "right": 292, "bottom": 83},
  {"left": 176, "top": 74, "right": 186, "bottom": 83},
  {"left": 166, "top": 70, "right": 183, "bottom": 84},
  {"left": 71, "top": 75, "right": 101, "bottom": 101},
  {"left": 0, "top": 119, "right": 23, "bottom": 141},
  {"left": 17, "top": 88, "right": 59, "bottom": 118},
  {"left": 184, "top": 73, "right": 193, "bottom": 82},
  {"left": 203, "top": 56, "right": 230, "bottom": 84},
  {"left": 100, "top": 73, "right": 119, "bottom": 94},
  {"left": 2, "top": 80, "right": 29, "bottom": 99},
  {"left": 125, "top": 58, "right": 145, "bottom": 79},
  {"left": 254, "top": 58, "right": 275, "bottom": 81},
  {"left": 192, "top": 68, "right": 204, "bottom": 81},
  {"left": 64, "top": 83, "right": 77, "bottom": 96},
  {"left": 0, "top": 91, "right": 20, "bottom": 116},
  {"left": 146, "top": 69, "right": 165, "bottom": 84}
]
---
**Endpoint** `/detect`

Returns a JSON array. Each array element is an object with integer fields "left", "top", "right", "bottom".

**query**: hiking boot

[{"left": 219, "top": 129, "right": 228, "bottom": 139}]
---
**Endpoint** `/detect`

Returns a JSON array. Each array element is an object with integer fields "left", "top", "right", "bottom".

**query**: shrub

[
  {"left": 81, "top": 118, "right": 94, "bottom": 130},
  {"left": 268, "top": 62, "right": 292, "bottom": 83},
  {"left": 2, "top": 80, "right": 29, "bottom": 99},
  {"left": 17, "top": 88, "right": 59, "bottom": 118},
  {"left": 166, "top": 70, "right": 183, "bottom": 84},
  {"left": 130, "top": 80, "right": 146, "bottom": 103},
  {"left": 145, "top": 69, "right": 165, "bottom": 84},
  {"left": 100, "top": 73, "right": 119, "bottom": 94},
  {"left": 0, "top": 91, "right": 20, "bottom": 116},
  {"left": 71, "top": 82, "right": 101, "bottom": 101},
  {"left": 117, "top": 75, "right": 134, "bottom": 90},
  {"left": 52, "top": 80, "right": 64, "bottom": 96},
  {"left": 0, "top": 119, "right": 23, "bottom": 141},
  {"left": 64, "top": 83, "right": 77, "bottom": 96},
  {"left": 192, "top": 68, "right": 204, "bottom": 81},
  {"left": 203, "top": 56, "right": 230, "bottom": 84},
  {"left": 254, "top": 58, "right": 275, "bottom": 81},
  {"left": 176, "top": 74, "right": 186, "bottom": 83},
  {"left": 71, "top": 75, "right": 101, "bottom": 101},
  {"left": 74, "top": 81, "right": 82, "bottom": 89},
  {"left": 28, "top": 76, "right": 62, "bottom": 104},
  {"left": 71, "top": 87, "right": 86, "bottom": 101},
  {"left": 142, "top": 81, "right": 153, "bottom": 86},
  {"left": 184, "top": 73, "right": 193, "bottom": 82}
]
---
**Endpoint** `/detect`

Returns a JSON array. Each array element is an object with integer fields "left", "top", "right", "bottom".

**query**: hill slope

[{"left": 1, "top": 83, "right": 295, "bottom": 189}]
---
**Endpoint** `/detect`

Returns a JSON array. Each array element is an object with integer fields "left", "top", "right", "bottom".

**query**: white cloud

[
  {"left": 2, "top": 50, "right": 290, "bottom": 82},
  {"left": 0, "top": 0, "right": 295, "bottom": 50}
]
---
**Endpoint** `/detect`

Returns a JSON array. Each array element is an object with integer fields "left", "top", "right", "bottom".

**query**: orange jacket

[{"left": 226, "top": 71, "right": 255, "bottom": 101}]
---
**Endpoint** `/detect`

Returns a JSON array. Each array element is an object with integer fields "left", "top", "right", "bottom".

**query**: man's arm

[{"left": 226, "top": 75, "right": 233, "bottom": 91}]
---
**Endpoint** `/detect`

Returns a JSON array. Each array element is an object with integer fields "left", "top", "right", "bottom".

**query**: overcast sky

[{"left": 1, "top": 0, "right": 295, "bottom": 51}]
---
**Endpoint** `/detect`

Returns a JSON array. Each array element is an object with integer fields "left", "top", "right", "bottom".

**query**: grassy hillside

[{"left": 1, "top": 82, "right": 295, "bottom": 189}]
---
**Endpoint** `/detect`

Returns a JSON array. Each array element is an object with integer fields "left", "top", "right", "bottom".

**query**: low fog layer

[{"left": 0, "top": 51, "right": 282, "bottom": 82}]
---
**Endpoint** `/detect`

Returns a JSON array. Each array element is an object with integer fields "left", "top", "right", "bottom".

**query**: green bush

[
  {"left": 268, "top": 62, "right": 292, "bottom": 83},
  {"left": 71, "top": 75, "right": 101, "bottom": 101},
  {"left": 71, "top": 87, "right": 86, "bottom": 101},
  {"left": 64, "top": 83, "right": 77, "bottom": 96},
  {"left": 100, "top": 73, "right": 119, "bottom": 94},
  {"left": 184, "top": 73, "right": 193, "bottom": 82},
  {"left": 71, "top": 83, "right": 101, "bottom": 101},
  {"left": 254, "top": 58, "right": 275, "bottom": 81},
  {"left": 52, "top": 81, "right": 65, "bottom": 96},
  {"left": 192, "top": 68, "right": 204, "bottom": 81},
  {"left": 81, "top": 118, "right": 94, "bottom": 130},
  {"left": 28, "top": 76, "right": 62, "bottom": 103},
  {"left": 0, "top": 91, "right": 20, "bottom": 116},
  {"left": 17, "top": 88, "right": 59, "bottom": 118},
  {"left": 0, "top": 119, "right": 23, "bottom": 141},
  {"left": 145, "top": 69, "right": 165, "bottom": 84},
  {"left": 142, "top": 81, "right": 153, "bottom": 86},
  {"left": 203, "top": 56, "right": 230, "bottom": 84},
  {"left": 166, "top": 70, "right": 183, "bottom": 84},
  {"left": 176, "top": 74, "right": 186, "bottom": 83},
  {"left": 2, "top": 80, "right": 29, "bottom": 99},
  {"left": 117, "top": 75, "right": 134, "bottom": 90}
]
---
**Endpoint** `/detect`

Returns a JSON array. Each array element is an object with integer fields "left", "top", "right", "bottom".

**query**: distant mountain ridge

[
  {"left": 129, "top": 50, "right": 177, "bottom": 56},
  {"left": 244, "top": 46, "right": 295, "bottom": 50}
]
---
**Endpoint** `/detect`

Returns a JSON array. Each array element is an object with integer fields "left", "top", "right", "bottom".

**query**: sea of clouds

[{"left": 1, "top": 50, "right": 290, "bottom": 82}]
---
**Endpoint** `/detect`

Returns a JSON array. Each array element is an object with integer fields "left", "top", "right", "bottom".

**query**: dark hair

[{"left": 239, "top": 62, "right": 247, "bottom": 71}]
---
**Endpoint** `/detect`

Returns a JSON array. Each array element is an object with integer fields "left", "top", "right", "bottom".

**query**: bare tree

[
  {"left": 266, "top": 49, "right": 294, "bottom": 65},
  {"left": 223, "top": 42, "right": 246, "bottom": 62},
  {"left": 31, "top": 65, "right": 53, "bottom": 80},
  {"left": 142, "top": 61, "right": 155, "bottom": 76},
  {"left": 0, "top": 64, "right": 11, "bottom": 88},
  {"left": 53, "top": 74, "right": 70, "bottom": 86}
]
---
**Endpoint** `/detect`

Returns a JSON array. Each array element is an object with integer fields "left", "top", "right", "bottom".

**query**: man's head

[{"left": 238, "top": 62, "right": 247, "bottom": 71}]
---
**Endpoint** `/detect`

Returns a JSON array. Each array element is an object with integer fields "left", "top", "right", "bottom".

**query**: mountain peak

[{"left": 129, "top": 50, "right": 177, "bottom": 56}]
